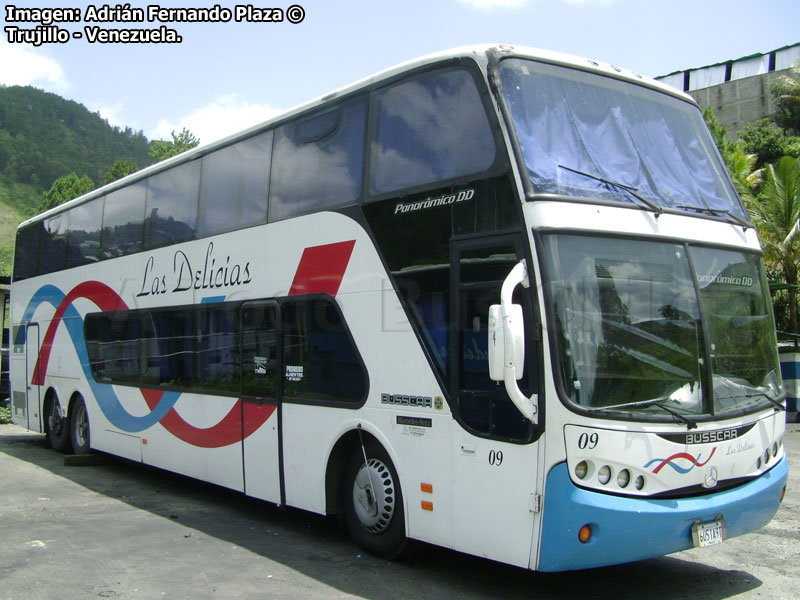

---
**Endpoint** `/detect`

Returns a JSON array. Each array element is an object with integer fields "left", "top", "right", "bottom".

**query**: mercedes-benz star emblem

[{"left": 703, "top": 466, "right": 719, "bottom": 488}]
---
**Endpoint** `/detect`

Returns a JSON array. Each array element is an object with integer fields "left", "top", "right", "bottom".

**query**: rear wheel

[
  {"left": 342, "top": 439, "right": 409, "bottom": 560},
  {"left": 70, "top": 397, "right": 91, "bottom": 455},
  {"left": 44, "top": 394, "right": 71, "bottom": 453}
]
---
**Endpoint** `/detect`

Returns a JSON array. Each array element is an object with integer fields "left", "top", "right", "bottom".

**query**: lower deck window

[{"left": 84, "top": 295, "right": 367, "bottom": 404}]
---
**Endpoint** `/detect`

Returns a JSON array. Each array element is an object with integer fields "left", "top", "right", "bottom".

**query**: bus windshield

[
  {"left": 541, "top": 234, "right": 783, "bottom": 419},
  {"left": 498, "top": 58, "right": 746, "bottom": 220}
]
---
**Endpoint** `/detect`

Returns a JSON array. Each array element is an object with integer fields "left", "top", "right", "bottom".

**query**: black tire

[
  {"left": 69, "top": 396, "right": 91, "bottom": 455},
  {"left": 44, "top": 394, "right": 72, "bottom": 453},
  {"left": 342, "top": 439, "right": 410, "bottom": 560}
]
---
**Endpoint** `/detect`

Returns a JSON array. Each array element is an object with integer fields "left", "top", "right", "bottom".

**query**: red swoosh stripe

[
  {"left": 140, "top": 389, "right": 276, "bottom": 449},
  {"left": 289, "top": 240, "right": 356, "bottom": 297}
]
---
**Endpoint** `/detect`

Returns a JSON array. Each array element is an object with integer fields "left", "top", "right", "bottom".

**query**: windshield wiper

[
  {"left": 716, "top": 391, "right": 786, "bottom": 412},
  {"left": 676, "top": 205, "right": 751, "bottom": 230},
  {"left": 558, "top": 164, "right": 663, "bottom": 217},
  {"left": 589, "top": 396, "right": 698, "bottom": 430}
]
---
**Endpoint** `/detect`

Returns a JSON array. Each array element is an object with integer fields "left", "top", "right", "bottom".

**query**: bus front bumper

[{"left": 537, "top": 455, "right": 788, "bottom": 572}]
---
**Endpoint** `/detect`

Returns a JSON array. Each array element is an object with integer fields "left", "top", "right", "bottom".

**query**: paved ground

[{"left": 1, "top": 420, "right": 798, "bottom": 600}]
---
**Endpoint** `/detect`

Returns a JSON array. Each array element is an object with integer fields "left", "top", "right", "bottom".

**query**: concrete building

[{"left": 656, "top": 43, "right": 800, "bottom": 138}]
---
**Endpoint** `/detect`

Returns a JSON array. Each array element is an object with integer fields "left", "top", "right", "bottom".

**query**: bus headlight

[
  {"left": 574, "top": 460, "right": 588, "bottom": 480},
  {"left": 616, "top": 469, "right": 630, "bottom": 488},
  {"left": 597, "top": 465, "right": 611, "bottom": 485}
]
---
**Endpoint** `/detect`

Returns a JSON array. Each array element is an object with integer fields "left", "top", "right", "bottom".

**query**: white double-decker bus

[{"left": 9, "top": 45, "right": 788, "bottom": 571}]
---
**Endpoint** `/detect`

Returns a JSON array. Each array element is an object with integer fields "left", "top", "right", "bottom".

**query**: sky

[{"left": 1, "top": 0, "right": 798, "bottom": 147}]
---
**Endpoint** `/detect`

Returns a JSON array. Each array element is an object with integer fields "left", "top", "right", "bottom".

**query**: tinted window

[
  {"left": 241, "top": 301, "right": 279, "bottom": 398},
  {"left": 370, "top": 68, "right": 496, "bottom": 195},
  {"left": 84, "top": 298, "right": 367, "bottom": 404},
  {"left": 144, "top": 160, "right": 200, "bottom": 248},
  {"left": 66, "top": 198, "right": 103, "bottom": 268},
  {"left": 269, "top": 98, "right": 366, "bottom": 221},
  {"left": 361, "top": 176, "right": 519, "bottom": 383},
  {"left": 84, "top": 312, "right": 149, "bottom": 383},
  {"left": 282, "top": 297, "right": 366, "bottom": 403},
  {"left": 13, "top": 224, "right": 40, "bottom": 281},
  {"left": 145, "top": 309, "right": 195, "bottom": 387},
  {"left": 39, "top": 213, "right": 68, "bottom": 274},
  {"left": 198, "top": 132, "right": 272, "bottom": 236},
  {"left": 102, "top": 182, "right": 146, "bottom": 258},
  {"left": 195, "top": 305, "right": 238, "bottom": 390}
]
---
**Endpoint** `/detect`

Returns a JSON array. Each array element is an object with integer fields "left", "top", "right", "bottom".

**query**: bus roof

[{"left": 20, "top": 43, "right": 692, "bottom": 229}]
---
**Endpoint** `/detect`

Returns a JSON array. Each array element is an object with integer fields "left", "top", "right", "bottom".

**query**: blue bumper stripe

[{"left": 538, "top": 455, "right": 788, "bottom": 571}]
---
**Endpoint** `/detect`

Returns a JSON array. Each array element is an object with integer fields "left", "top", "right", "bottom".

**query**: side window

[
  {"left": 370, "top": 68, "right": 496, "bottom": 195},
  {"left": 455, "top": 241, "right": 533, "bottom": 441},
  {"left": 361, "top": 176, "right": 520, "bottom": 385},
  {"left": 240, "top": 301, "right": 279, "bottom": 398},
  {"left": 195, "top": 304, "right": 238, "bottom": 390},
  {"left": 66, "top": 197, "right": 103, "bottom": 268},
  {"left": 197, "top": 131, "right": 272, "bottom": 237},
  {"left": 102, "top": 182, "right": 146, "bottom": 258},
  {"left": 39, "top": 213, "right": 68, "bottom": 275},
  {"left": 85, "top": 312, "right": 148, "bottom": 383},
  {"left": 13, "top": 224, "right": 40, "bottom": 281},
  {"left": 84, "top": 298, "right": 367, "bottom": 404},
  {"left": 145, "top": 309, "right": 195, "bottom": 387},
  {"left": 144, "top": 160, "right": 200, "bottom": 248},
  {"left": 282, "top": 296, "right": 367, "bottom": 403},
  {"left": 269, "top": 97, "right": 366, "bottom": 221}
]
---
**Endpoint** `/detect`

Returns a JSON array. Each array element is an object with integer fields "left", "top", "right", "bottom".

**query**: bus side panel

[
  {"left": 242, "top": 403, "right": 281, "bottom": 503},
  {"left": 281, "top": 403, "right": 457, "bottom": 549},
  {"left": 139, "top": 393, "right": 247, "bottom": 492}
]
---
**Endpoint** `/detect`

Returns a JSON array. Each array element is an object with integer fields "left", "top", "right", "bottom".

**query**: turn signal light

[{"left": 578, "top": 525, "right": 592, "bottom": 544}]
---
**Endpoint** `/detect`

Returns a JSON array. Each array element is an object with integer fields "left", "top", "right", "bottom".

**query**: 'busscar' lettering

[
  {"left": 382, "top": 393, "right": 433, "bottom": 408},
  {"left": 686, "top": 429, "right": 738, "bottom": 444}
]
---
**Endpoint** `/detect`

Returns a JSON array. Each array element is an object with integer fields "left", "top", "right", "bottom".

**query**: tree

[
  {"left": 771, "top": 64, "right": 800, "bottom": 135},
  {"left": 745, "top": 156, "right": 800, "bottom": 332},
  {"left": 39, "top": 172, "right": 94, "bottom": 211},
  {"left": 703, "top": 106, "right": 761, "bottom": 196},
  {"left": 703, "top": 106, "right": 740, "bottom": 169},
  {"left": 739, "top": 118, "right": 799, "bottom": 169},
  {"left": 148, "top": 127, "right": 200, "bottom": 162},
  {"left": 103, "top": 159, "right": 138, "bottom": 185}
]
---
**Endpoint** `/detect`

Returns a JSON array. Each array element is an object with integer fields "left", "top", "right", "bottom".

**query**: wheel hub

[{"left": 352, "top": 458, "right": 395, "bottom": 534}]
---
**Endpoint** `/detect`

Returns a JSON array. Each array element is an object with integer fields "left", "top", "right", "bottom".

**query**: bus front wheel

[{"left": 343, "top": 440, "right": 410, "bottom": 560}]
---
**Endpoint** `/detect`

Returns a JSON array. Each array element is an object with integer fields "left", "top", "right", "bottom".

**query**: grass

[{"left": 0, "top": 405, "right": 11, "bottom": 425}]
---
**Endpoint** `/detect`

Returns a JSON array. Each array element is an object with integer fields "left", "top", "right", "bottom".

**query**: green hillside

[
  {"left": 0, "top": 84, "right": 157, "bottom": 276},
  {"left": 0, "top": 177, "right": 38, "bottom": 275}
]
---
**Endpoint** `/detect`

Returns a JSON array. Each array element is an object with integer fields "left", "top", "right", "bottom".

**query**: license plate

[{"left": 691, "top": 518, "right": 726, "bottom": 548}]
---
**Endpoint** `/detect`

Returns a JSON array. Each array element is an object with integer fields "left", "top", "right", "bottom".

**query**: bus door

[
  {"left": 25, "top": 323, "right": 41, "bottom": 432},
  {"left": 450, "top": 234, "right": 541, "bottom": 568},
  {"left": 240, "top": 300, "right": 283, "bottom": 504}
]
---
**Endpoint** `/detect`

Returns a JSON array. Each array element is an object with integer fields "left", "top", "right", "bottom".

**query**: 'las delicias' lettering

[{"left": 137, "top": 242, "right": 252, "bottom": 297}]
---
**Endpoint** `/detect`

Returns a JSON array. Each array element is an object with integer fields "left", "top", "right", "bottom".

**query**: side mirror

[
  {"left": 487, "top": 260, "right": 538, "bottom": 424},
  {"left": 488, "top": 304, "right": 524, "bottom": 381}
]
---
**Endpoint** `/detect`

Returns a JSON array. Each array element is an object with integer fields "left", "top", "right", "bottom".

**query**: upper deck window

[
  {"left": 269, "top": 99, "right": 366, "bottom": 221},
  {"left": 198, "top": 131, "right": 272, "bottom": 236},
  {"left": 499, "top": 59, "right": 745, "bottom": 220},
  {"left": 370, "top": 68, "right": 496, "bottom": 195},
  {"left": 144, "top": 159, "right": 200, "bottom": 248}
]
